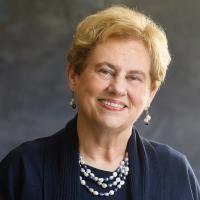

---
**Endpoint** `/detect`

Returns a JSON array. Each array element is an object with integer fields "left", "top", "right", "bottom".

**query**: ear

[
  {"left": 66, "top": 64, "right": 79, "bottom": 91},
  {"left": 146, "top": 86, "right": 159, "bottom": 108}
]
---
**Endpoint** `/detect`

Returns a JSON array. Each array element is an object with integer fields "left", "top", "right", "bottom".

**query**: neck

[{"left": 77, "top": 115, "right": 132, "bottom": 171}]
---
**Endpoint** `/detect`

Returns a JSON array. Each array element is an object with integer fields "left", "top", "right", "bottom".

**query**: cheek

[
  {"left": 128, "top": 87, "right": 150, "bottom": 107},
  {"left": 78, "top": 76, "right": 107, "bottom": 97}
]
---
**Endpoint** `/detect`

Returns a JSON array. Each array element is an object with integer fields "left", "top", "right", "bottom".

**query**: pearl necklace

[{"left": 79, "top": 153, "right": 129, "bottom": 197}]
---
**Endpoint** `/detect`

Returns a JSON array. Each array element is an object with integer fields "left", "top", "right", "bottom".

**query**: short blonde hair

[{"left": 67, "top": 5, "right": 171, "bottom": 88}]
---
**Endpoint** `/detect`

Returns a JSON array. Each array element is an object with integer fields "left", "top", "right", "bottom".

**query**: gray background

[{"left": 0, "top": 0, "right": 200, "bottom": 181}]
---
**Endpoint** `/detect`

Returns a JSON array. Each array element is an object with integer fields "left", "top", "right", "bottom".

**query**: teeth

[{"left": 102, "top": 100, "right": 124, "bottom": 108}]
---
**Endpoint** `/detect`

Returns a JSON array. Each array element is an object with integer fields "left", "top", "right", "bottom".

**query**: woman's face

[{"left": 68, "top": 37, "right": 158, "bottom": 131}]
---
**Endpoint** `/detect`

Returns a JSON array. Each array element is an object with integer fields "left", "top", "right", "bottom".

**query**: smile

[{"left": 98, "top": 99, "right": 127, "bottom": 111}]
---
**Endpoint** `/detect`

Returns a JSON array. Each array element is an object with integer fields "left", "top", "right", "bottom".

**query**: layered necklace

[{"left": 79, "top": 152, "right": 129, "bottom": 197}]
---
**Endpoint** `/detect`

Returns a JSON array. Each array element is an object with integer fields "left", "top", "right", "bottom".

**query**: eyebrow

[
  {"left": 95, "top": 62, "right": 116, "bottom": 70},
  {"left": 96, "top": 62, "right": 146, "bottom": 78},
  {"left": 128, "top": 70, "right": 146, "bottom": 78}
]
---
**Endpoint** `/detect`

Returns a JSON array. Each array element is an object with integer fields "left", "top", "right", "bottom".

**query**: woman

[{"left": 0, "top": 5, "right": 199, "bottom": 200}]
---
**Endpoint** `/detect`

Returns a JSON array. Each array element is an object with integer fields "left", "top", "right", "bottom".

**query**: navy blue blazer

[{"left": 0, "top": 117, "right": 200, "bottom": 200}]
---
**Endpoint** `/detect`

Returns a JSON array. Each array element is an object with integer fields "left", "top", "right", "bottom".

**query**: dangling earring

[
  {"left": 144, "top": 108, "right": 151, "bottom": 125},
  {"left": 69, "top": 92, "right": 76, "bottom": 109}
]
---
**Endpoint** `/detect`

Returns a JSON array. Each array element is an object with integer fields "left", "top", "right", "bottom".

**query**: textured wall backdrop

[{"left": 0, "top": 0, "right": 200, "bottom": 181}]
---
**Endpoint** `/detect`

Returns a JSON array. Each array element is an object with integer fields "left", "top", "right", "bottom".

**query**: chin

[{"left": 97, "top": 115, "right": 132, "bottom": 130}]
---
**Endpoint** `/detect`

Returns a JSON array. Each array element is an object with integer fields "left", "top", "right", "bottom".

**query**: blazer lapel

[
  {"left": 128, "top": 129, "right": 162, "bottom": 200},
  {"left": 128, "top": 129, "right": 145, "bottom": 200},
  {"left": 57, "top": 118, "right": 80, "bottom": 200},
  {"left": 44, "top": 117, "right": 80, "bottom": 200}
]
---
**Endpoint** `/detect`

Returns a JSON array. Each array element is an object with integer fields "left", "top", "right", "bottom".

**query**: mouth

[{"left": 98, "top": 99, "right": 128, "bottom": 111}]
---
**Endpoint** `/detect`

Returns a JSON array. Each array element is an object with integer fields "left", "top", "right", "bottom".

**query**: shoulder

[
  {"left": 0, "top": 115, "right": 77, "bottom": 166},
  {"left": 0, "top": 128, "right": 66, "bottom": 183},
  {"left": 0, "top": 127, "right": 66, "bottom": 165},
  {"left": 140, "top": 135, "right": 190, "bottom": 174},
  {"left": 142, "top": 136, "right": 186, "bottom": 165},
  {"left": 139, "top": 135, "right": 200, "bottom": 198},
  {"left": 0, "top": 117, "right": 78, "bottom": 199},
  {"left": 132, "top": 129, "right": 193, "bottom": 178},
  {"left": 0, "top": 127, "right": 67, "bottom": 199}
]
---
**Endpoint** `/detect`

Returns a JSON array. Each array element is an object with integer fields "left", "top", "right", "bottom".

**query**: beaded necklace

[{"left": 79, "top": 152, "right": 129, "bottom": 197}]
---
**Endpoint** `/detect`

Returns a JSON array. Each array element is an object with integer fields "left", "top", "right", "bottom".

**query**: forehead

[{"left": 84, "top": 37, "right": 151, "bottom": 72}]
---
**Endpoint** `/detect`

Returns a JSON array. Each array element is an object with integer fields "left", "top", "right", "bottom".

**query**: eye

[
  {"left": 98, "top": 68, "right": 115, "bottom": 78},
  {"left": 126, "top": 75, "right": 143, "bottom": 82}
]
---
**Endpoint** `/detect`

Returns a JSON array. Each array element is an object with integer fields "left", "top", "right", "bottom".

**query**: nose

[{"left": 107, "top": 75, "right": 127, "bottom": 96}]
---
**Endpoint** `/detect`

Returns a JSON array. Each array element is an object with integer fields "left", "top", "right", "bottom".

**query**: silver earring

[
  {"left": 69, "top": 92, "right": 76, "bottom": 109},
  {"left": 144, "top": 108, "right": 151, "bottom": 125}
]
